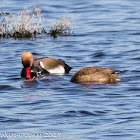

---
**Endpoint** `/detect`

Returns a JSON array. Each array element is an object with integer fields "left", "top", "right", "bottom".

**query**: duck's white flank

[
  {"left": 40, "top": 61, "right": 45, "bottom": 69},
  {"left": 48, "top": 65, "right": 65, "bottom": 74},
  {"left": 40, "top": 61, "right": 65, "bottom": 74}
]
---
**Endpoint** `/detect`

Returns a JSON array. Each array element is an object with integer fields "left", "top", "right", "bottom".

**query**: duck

[
  {"left": 21, "top": 52, "right": 72, "bottom": 80},
  {"left": 70, "top": 67, "right": 121, "bottom": 84}
]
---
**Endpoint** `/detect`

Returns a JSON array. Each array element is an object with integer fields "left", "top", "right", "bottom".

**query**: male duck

[{"left": 21, "top": 52, "right": 72, "bottom": 79}]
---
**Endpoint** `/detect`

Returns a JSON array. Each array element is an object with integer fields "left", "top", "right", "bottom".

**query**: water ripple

[
  {"left": 0, "top": 85, "right": 15, "bottom": 91},
  {"left": 62, "top": 110, "right": 106, "bottom": 117}
]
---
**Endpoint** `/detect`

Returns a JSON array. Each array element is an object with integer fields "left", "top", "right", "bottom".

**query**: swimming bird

[
  {"left": 70, "top": 67, "right": 121, "bottom": 84},
  {"left": 21, "top": 52, "right": 72, "bottom": 80}
]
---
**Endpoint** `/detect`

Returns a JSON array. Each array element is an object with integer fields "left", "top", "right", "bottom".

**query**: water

[{"left": 0, "top": 0, "right": 140, "bottom": 139}]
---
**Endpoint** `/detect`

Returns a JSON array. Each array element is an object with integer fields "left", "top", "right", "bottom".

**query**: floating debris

[
  {"left": 0, "top": 8, "right": 45, "bottom": 38},
  {"left": 32, "top": 6, "right": 41, "bottom": 16},
  {"left": 50, "top": 16, "right": 72, "bottom": 38},
  {"left": 0, "top": 7, "right": 72, "bottom": 39}
]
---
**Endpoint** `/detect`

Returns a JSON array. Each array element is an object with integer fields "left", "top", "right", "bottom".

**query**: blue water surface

[{"left": 0, "top": 0, "right": 140, "bottom": 139}]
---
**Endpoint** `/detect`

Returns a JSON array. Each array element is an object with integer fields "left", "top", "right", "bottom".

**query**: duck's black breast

[
  {"left": 21, "top": 66, "right": 49, "bottom": 78},
  {"left": 32, "top": 66, "right": 49, "bottom": 76},
  {"left": 21, "top": 67, "right": 37, "bottom": 78},
  {"left": 21, "top": 68, "right": 26, "bottom": 77}
]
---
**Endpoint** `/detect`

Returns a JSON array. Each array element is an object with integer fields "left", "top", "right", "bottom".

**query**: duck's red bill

[{"left": 25, "top": 67, "right": 32, "bottom": 79}]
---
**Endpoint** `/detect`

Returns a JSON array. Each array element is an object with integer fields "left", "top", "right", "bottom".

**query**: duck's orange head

[
  {"left": 21, "top": 52, "right": 34, "bottom": 79},
  {"left": 21, "top": 52, "right": 34, "bottom": 68}
]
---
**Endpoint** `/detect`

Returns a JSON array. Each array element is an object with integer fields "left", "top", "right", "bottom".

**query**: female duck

[{"left": 70, "top": 67, "right": 121, "bottom": 84}]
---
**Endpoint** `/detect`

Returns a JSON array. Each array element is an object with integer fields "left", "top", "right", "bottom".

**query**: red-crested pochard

[
  {"left": 21, "top": 52, "right": 72, "bottom": 79},
  {"left": 70, "top": 67, "right": 121, "bottom": 84}
]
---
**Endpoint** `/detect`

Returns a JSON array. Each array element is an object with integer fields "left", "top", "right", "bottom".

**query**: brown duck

[
  {"left": 70, "top": 67, "right": 121, "bottom": 84},
  {"left": 21, "top": 52, "right": 72, "bottom": 79}
]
